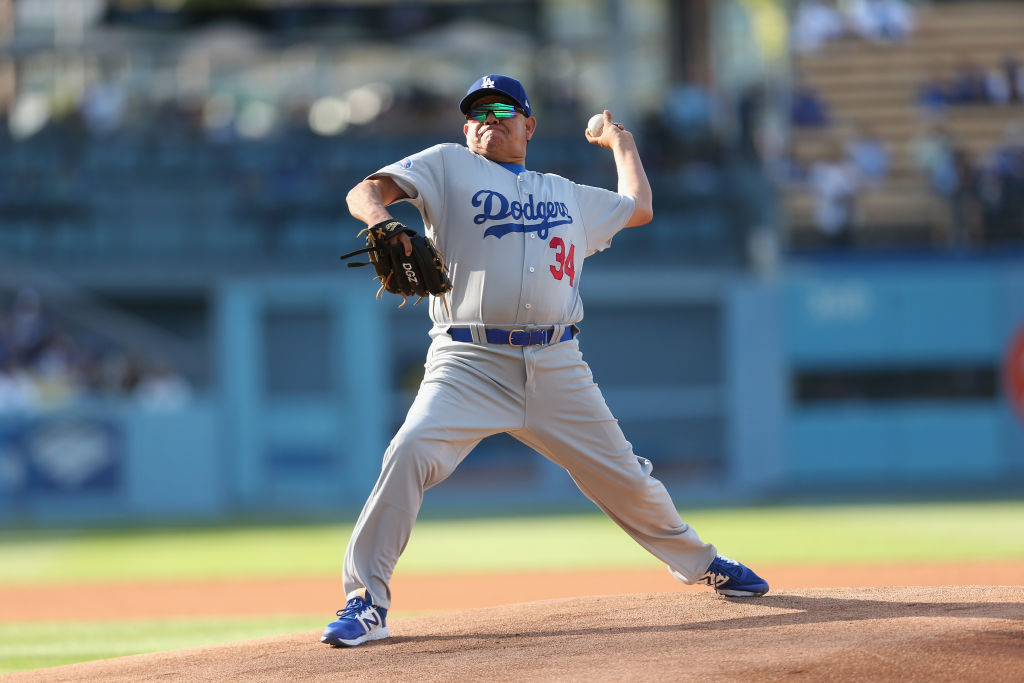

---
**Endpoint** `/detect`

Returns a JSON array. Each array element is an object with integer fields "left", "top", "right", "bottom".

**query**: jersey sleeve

[
  {"left": 367, "top": 144, "right": 448, "bottom": 233},
  {"left": 572, "top": 182, "right": 637, "bottom": 257}
]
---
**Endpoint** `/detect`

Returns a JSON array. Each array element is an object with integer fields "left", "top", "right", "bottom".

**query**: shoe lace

[
  {"left": 335, "top": 596, "right": 369, "bottom": 619},
  {"left": 717, "top": 555, "right": 740, "bottom": 568}
]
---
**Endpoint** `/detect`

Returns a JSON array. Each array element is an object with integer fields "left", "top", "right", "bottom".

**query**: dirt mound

[{"left": 10, "top": 586, "right": 1023, "bottom": 682}]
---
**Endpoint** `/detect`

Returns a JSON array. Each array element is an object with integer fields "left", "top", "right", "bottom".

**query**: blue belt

[{"left": 448, "top": 326, "right": 574, "bottom": 346}]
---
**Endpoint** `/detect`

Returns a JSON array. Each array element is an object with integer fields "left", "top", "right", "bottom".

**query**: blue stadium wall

[
  {"left": 2, "top": 258, "right": 1023, "bottom": 523},
  {"left": 777, "top": 258, "right": 1024, "bottom": 491}
]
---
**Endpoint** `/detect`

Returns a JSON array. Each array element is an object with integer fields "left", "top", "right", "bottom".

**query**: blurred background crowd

[
  {"left": 1, "top": 0, "right": 1022, "bottom": 412},
  {"left": 784, "top": 0, "right": 1024, "bottom": 248},
  {"left": 0, "top": 0, "right": 783, "bottom": 414},
  {"left": 0, "top": 285, "right": 191, "bottom": 413},
  {"left": 0, "top": 1, "right": 1022, "bottom": 515},
  {"left": 0, "top": 0, "right": 1022, "bottom": 404}
]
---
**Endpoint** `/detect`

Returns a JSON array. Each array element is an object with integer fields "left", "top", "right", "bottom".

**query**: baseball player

[{"left": 321, "top": 74, "right": 768, "bottom": 648}]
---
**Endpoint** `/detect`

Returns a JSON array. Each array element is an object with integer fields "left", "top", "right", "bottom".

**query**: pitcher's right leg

[
  {"left": 339, "top": 341, "right": 527, "bottom": 611},
  {"left": 341, "top": 410, "right": 479, "bottom": 610}
]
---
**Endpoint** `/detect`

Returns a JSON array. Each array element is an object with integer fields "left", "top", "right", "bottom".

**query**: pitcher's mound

[{"left": 11, "top": 586, "right": 1023, "bottom": 682}]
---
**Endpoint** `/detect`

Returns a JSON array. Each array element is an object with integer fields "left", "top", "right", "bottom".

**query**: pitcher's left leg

[{"left": 516, "top": 341, "right": 716, "bottom": 582}]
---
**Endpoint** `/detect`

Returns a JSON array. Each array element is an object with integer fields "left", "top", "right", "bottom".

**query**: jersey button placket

[{"left": 517, "top": 174, "right": 534, "bottom": 321}]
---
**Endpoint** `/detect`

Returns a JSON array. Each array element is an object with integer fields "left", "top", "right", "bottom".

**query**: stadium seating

[{"left": 786, "top": 1, "right": 1024, "bottom": 246}]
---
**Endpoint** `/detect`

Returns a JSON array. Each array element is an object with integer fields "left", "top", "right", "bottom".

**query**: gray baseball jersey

[
  {"left": 342, "top": 143, "right": 716, "bottom": 610},
  {"left": 371, "top": 143, "right": 635, "bottom": 326}
]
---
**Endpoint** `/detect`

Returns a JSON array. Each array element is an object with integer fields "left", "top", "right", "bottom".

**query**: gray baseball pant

[{"left": 342, "top": 334, "right": 717, "bottom": 608}]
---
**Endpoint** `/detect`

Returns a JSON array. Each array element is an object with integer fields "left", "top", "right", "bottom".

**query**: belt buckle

[{"left": 508, "top": 329, "right": 527, "bottom": 346}]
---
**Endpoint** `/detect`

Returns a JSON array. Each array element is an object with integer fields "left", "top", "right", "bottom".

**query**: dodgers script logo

[{"left": 472, "top": 189, "right": 573, "bottom": 239}]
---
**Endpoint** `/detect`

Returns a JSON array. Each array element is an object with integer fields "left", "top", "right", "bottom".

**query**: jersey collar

[{"left": 495, "top": 161, "right": 527, "bottom": 176}]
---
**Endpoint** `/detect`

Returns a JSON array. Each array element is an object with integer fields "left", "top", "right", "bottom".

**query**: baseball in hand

[{"left": 587, "top": 113, "right": 605, "bottom": 137}]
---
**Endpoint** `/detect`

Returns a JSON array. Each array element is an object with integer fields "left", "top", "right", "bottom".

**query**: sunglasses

[{"left": 466, "top": 102, "right": 524, "bottom": 122}]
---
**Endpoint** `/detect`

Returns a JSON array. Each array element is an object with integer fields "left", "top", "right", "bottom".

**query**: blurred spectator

[
  {"left": 912, "top": 123, "right": 985, "bottom": 246},
  {"left": 916, "top": 69, "right": 950, "bottom": 119},
  {"left": 10, "top": 287, "right": 50, "bottom": 365},
  {"left": 0, "top": 358, "right": 40, "bottom": 414},
  {"left": 779, "top": 140, "right": 813, "bottom": 185},
  {"left": 135, "top": 361, "right": 193, "bottom": 411},
  {"left": 844, "top": 124, "right": 890, "bottom": 184},
  {"left": 917, "top": 54, "right": 1024, "bottom": 113},
  {"left": 809, "top": 141, "right": 861, "bottom": 246},
  {"left": 791, "top": 0, "right": 848, "bottom": 55},
  {"left": 986, "top": 54, "right": 1024, "bottom": 105},
  {"left": 949, "top": 57, "right": 990, "bottom": 105},
  {"left": 80, "top": 81, "right": 126, "bottom": 137},
  {"left": 31, "top": 330, "right": 80, "bottom": 408},
  {"left": 945, "top": 148, "right": 983, "bottom": 246},
  {"left": 791, "top": 76, "right": 830, "bottom": 127},
  {"left": 0, "top": 288, "right": 196, "bottom": 411},
  {"left": 978, "top": 123, "right": 1024, "bottom": 243},
  {"left": 845, "top": 0, "right": 915, "bottom": 43},
  {"left": 664, "top": 74, "right": 716, "bottom": 145},
  {"left": 102, "top": 352, "right": 144, "bottom": 395},
  {"left": 638, "top": 70, "right": 728, "bottom": 190},
  {"left": 639, "top": 108, "right": 675, "bottom": 173},
  {"left": 912, "top": 122, "right": 957, "bottom": 195}
]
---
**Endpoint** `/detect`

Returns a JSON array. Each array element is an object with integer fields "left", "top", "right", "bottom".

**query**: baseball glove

[{"left": 340, "top": 219, "right": 453, "bottom": 310}]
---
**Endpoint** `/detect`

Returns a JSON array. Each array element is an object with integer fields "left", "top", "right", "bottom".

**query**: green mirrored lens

[{"left": 468, "top": 103, "right": 519, "bottom": 121}]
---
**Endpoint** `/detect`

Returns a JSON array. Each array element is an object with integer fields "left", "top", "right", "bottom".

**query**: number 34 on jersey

[{"left": 549, "top": 237, "right": 576, "bottom": 286}]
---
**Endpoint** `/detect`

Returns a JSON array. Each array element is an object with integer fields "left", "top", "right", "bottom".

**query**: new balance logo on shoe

[
  {"left": 669, "top": 555, "right": 769, "bottom": 598},
  {"left": 702, "top": 571, "right": 730, "bottom": 588},
  {"left": 321, "top": 593, "right": 390, "bottom": 648},
  {"left": 704, "top": 555, "right": 769, "bottom": 597}
]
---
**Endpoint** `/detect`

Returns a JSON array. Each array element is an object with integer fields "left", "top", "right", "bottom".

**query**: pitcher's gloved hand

[{"left": 341, "top": 219, "right": 453, "bottom": 308}]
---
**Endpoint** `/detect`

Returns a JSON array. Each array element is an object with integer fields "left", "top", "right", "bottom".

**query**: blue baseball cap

[{"left": 460, "top": 74, "right": 532, "bottom": 118}]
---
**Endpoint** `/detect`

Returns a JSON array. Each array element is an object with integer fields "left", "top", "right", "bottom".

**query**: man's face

[{"left": 463, "top": 95, "right": 537, "bottom": 163}]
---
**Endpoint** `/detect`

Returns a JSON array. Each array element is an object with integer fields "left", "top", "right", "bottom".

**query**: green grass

[
  {"left": 0, "top": 523, "right": 352, "bottom": 584},
  {"left": 1, "top": 501, "right": 1022, "bottom": 585},
  {"left": 2, "top": 500, "right": 1022, "bottom": 674},
  {"left": 405, "top": 500, "right": 1024, "bottom": 570},
  {"left": 681, "top": 501, "right": 1024, "bottom": 564},
  {"left": 0, "top": 616, "right": 318, "bottom": 674}
]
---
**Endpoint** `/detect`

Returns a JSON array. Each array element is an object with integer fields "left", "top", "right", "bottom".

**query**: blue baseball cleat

[
  {"left": 698, "top": 555, "right": 769, "bottom": 597},
  {"left": 320, "top": 593, "right": 389, "bottom": 647}
]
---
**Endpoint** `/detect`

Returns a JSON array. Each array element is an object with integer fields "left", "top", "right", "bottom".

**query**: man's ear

[
  {"left": 525, "top": 116, "right": 537, "bottom": 140},
  {"left": 463, "top": 122, "right": 470, "bottom": 136}
]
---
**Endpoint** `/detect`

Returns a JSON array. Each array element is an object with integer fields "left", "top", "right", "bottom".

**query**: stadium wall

[{"left": 1, "top": 259, "right": 1022, "bottom": 524}]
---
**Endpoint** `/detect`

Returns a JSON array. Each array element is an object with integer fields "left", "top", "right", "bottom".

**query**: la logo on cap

[{"left": 482, "top": 76, "right": 495, "bottom": 88}]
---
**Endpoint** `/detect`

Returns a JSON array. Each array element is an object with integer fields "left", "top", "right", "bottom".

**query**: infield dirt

[{"left": 7, "top": 586, "right": 1023, "bottom": 682}]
